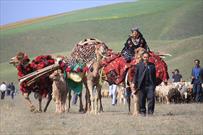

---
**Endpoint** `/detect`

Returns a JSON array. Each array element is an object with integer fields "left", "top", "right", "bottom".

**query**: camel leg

[
  {"left": 23, "top": 93, "right": 36, "bottom": 112},
  {"left": 38, "top": 95, "right": 42, "bottom": 112},
  {"left": 83, "top": 79, "right": 90, "bottom": 112},
  {"left": 166, "top": 96, "right": 170, "bottom": 104},
  {"left": 61, "top": 92, "right": 66, "bottom": 113},
  {"left": 61, "top": 101, "right": 65, "bottom": 113},
  {"left": 56, "top": 101, "right": 60, "bottom": 113},
  {"left": 94, "top": 85, "right": 101, "bottom": 114},
  {"left": 85, "top": 89, "right": 91, "bottom": 113},
  {"left": 126, "top": 87, "right": 131, "bottom": 114},
  {"left": 98, "top": 85, "right": 103, "bottom": 112},
  {"left": 43, "top": 91, "right": 52, "bottom": 112},
  {"left": 67, "top": 89, "right": 71, "bottom": 112},
  {"left": 87, "top": 80, "right": 94, "bottom": 114},
  {"left": 61, "top": 103, "right": 64, "bottom": 113},
  {"left": 64, "top": 91, "right": 68, "bottom": 112},
  {"left": 78, "top": 92, "right": 84, "bottom": 113},
  {"left": 59, "top": 102, "right": 61, "bottom": 113},
  {"left": 90, "top": 88, "right": 94, "bottom": 114},
  {"left": 95, "top": 94, "right": 98, "bottom": 114},
  {"left": 85, "top": 89, "right": 91, "bottom": 112},
  {"left": 132, "top": 93, "right": 139, "bottom": 116}
]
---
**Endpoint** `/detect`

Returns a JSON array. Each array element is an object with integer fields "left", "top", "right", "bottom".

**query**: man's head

[
  {"left": 174, "top": 69, "right": 179, "bottom": 74},
  {"left": 142, "top": 51, "right": 149, "bottom": 63},
  {"left": 194, "top": 59, "right": 200, "bottom": 67}
]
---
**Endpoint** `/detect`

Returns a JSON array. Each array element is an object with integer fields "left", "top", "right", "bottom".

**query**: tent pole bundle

[{"left": 19, "top": 63, "right": 60, "bottom": 86}]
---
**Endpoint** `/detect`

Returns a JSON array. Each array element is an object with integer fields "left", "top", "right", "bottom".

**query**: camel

[
  {"left": 56, "top": 56, "right": 85, "bottom": 113},
  {"left": 9, "top": 52, "right": 54, "bottom": 113},
  {"left": 69, "top": 38, "right": 109, "bottom": 114},
  {"left": 100, "top": 47, "right": 169, "bottom": 116},
  {"left": 85, "top": 45, "right": 106, "bottom": 114},
  {"left": 49, "top": 69, "right": 67, "bottom": 113}
]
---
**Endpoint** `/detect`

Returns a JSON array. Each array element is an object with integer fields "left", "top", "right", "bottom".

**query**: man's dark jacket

[{"left": 133, "top": 61, "right": 156, "bottom": 90}]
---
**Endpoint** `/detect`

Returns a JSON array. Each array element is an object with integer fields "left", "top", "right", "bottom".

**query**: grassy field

[
  {"left": 0, "top": 94, "right": 203, "bottom": 135},
  {"left": 0, "top": 1, "right": 203, "bottom": 81}
]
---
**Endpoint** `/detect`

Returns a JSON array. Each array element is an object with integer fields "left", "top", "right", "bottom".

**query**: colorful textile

[
  {"left": 102, "top": 55, "right": 130, "bottom": 84},
  {"left": 148, "top": 51, "right": 169, "bottom": 85},
  {"left": 16, "top": 54, "right": 55, "bottom": 97},
  {"left": 101, "top": 51, "right": 169, "bottom": 85},
  {"left": 64, "top": 72, "right": 83, "bottom": 95}
]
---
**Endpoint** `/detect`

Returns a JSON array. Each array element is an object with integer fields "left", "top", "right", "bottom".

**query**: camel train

[{"left": 10, "top": 38, "right": 169, "bottom": 115}]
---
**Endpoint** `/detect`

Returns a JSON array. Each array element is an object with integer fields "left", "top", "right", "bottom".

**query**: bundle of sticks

[{"left": 19, "top": 63, "right": 60, "bottom": 86}]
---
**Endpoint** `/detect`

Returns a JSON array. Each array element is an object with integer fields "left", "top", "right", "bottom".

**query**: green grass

[{"left": 0, "top": 0, "right": 203, "bottom": 82}]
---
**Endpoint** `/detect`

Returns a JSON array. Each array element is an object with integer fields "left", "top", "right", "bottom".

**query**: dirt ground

[{"left": 0, "top": 93, "right": 203, "bottom": 135}]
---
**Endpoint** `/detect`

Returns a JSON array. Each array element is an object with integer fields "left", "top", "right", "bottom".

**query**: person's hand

[
  {"left": 130, "top": 83, "right": 138, "bottom": 95},
  {"left": 164, "top": 80, "right": 168, "bottom": 85}
]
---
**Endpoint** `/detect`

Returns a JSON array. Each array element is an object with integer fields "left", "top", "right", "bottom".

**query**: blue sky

[{"left": 0, "top": 0, "right": 133, "bottom": 26}]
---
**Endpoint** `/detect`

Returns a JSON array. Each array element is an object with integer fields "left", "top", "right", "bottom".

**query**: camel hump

[{"left": 78, "top": 38, "right": 103, "bottom": 46}]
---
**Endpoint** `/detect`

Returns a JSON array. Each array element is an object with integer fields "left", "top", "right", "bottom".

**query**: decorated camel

[
  {"left": 64, "top": 38, "right": 109, "bottom": 114},
  {"left": 101, "top": 47, "right": 169, "bottom": 116},
  {"left": 64, "top": 38, "right": 169, "bottom": 115},
  {"left": 9, "top": 52, "right": 56, "bottom": 112}
]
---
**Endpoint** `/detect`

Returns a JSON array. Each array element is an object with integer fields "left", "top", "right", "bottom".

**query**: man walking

[
  {"left": 0, "top": 82, "right": 7, "bottom": 100},
  {"left": 108, "top": 82, "right": 117, "bottom": 106},
  {"left": 133, "top": 51, "right": 156, "bottom": 116},
  {"left": 10, "top": 82, "right": 16, "bottom": 99},
  {"left": 191, "top": 59, "right": 202, "bottom": 102}
]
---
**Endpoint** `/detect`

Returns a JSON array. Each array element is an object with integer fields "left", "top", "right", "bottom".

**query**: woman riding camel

[{"left": 121, "top": 26, "right": 149, "bottom": 62}]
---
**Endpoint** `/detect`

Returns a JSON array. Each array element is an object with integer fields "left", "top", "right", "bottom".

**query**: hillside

[{"left": 0, "top": 0, "right": 203, "bottom": 82}]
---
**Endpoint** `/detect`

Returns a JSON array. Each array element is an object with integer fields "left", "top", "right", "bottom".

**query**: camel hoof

[
  {"left": 85, "top": 109, "right": 91, "bottom": 114},
  {"left": 33, "top": 109, "right": 41, "bottom": 113},
  {"left": 132, "top": 112, "right": 139, "bottom": 116},
  {"left": 38, "top": 110, "right": 42, "bottom": 113},
  {"left": 99, "top": 108, "right": 104, "bottom": 112},
  {"left": 30, "top": 106, "right": 36, "bottom": 112},
  {"left": 90, "top": 111, "right": 95, "bottom": 114},
  {"left": 79, "top": 108, "right": 85, "bottom": 113},
  {"left": 128, "top": 112, "right": 132, "bottom": 115}
]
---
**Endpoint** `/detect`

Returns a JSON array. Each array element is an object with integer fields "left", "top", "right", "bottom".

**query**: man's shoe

[
  {"left": 139, "top": 112, "right": 146, "bottom": 117},
  {"left": 148, "top": 111, "right": 154, "bottom": 116}
]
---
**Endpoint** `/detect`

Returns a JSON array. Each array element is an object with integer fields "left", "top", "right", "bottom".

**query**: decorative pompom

[
  {"left": 83, "top": 66, "right": 89, "bottom": 72},
  {"left": 66, "top": 67, "right": 71, "bottom": 72},
  {"left": 59, "top": 62, "right": 65, "bottom": 68},
  {"left": 76, "top": 67, "right": 81, "bottom": 72}
]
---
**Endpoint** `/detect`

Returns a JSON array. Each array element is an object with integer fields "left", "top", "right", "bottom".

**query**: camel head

[
  {"left": 134, "top": 47, "right": 146, "bottom": 62},
  {"left": 49, "top": 69, "right": 63, "bottom": 81},
  {"left": 95, "top": 43, "right": 109, "bottom": 59},
  {"left": 9, "top": 52, "right": 30, "bottom": 67}
]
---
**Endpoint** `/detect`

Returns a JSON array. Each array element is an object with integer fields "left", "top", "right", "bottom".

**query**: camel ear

[
  {"left": 95, "top": 44, "right": 100, "bottom": 49},
  {"left": 9, "top": 57, "right": 16, "bottom": 64}
]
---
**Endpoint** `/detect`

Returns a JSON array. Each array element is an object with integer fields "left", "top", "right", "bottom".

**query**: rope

[{"left": 99, "top": 67, "right": 106, "bottom": 85}]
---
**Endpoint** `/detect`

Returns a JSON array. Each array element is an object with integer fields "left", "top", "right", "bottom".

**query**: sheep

[{"left": 117, "top": 85, "right": 126, "bottom": 105}]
